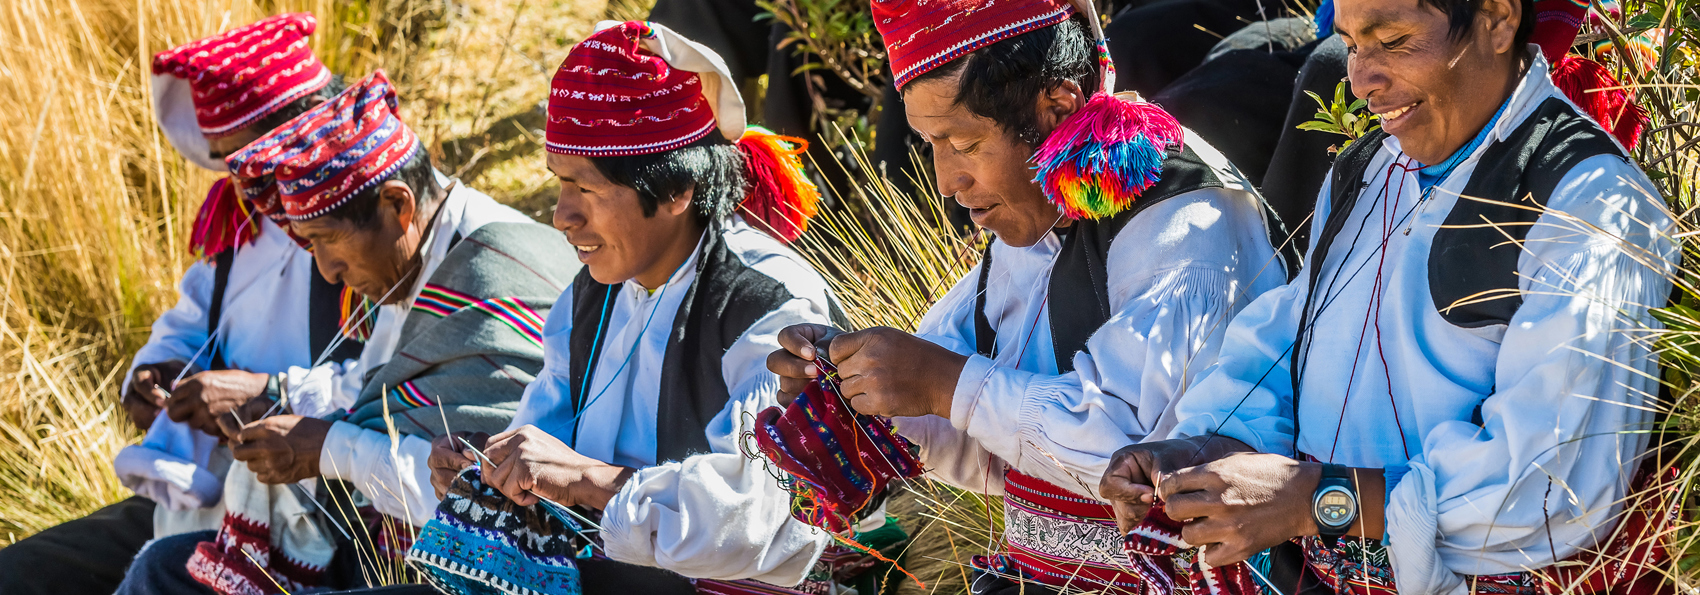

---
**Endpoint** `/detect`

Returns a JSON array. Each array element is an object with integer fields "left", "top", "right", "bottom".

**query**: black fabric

[
  {"left": 1104, "top": 0, "right": 1275, "bottom": 96},
  {"left": 646, "top": 0, "right": 769, "bottom": 84},
  {"left": 206, "top": 248, "right": 234, "bottom": 370},
  {"left": 1259, "top": 35, "right": 1351, "bottom": 255},
  {"left": 568, "top": 224, "right": 818, "bottom": 463},
  {"left": 1151, "top": 48, "right": 1303, "bottom": 188},
  {"left": 1431, "top": 97, "right": 1627, "bottom": 327},
  {"left": 968, "top": 569, "right": 1063, "bottom": 595},
  {"left": 111, "top": 529, "right": 218, "bottom": 595},
  {"left": 0, "top": 496, "right": 157, "bottom": 595},
  {"left": 973, "top": 144, "right": 1224, "bottom": 372}
]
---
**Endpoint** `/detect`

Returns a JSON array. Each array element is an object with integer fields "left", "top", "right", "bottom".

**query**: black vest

[
  {"left": 974, "top": 143, "right": 1231, "bottom": 372},
  {"left": 1291, "top": 96, "right": 1629, "bottom": 419},
  {"left": 566, "top": 225, "right": 850, "bottom": 463},
  {"left": 205, "top": 250, "right": 365, "bottom": 370}
]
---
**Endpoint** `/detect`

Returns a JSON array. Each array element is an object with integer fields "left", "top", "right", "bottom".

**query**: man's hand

[
  {"left": 828, "top": 327, "right": 966, "bottom": 419},
  {"left": 1160, "top": 453, "right": 1320, "bottom": 566},
  {"left": 216, "top": 396, "right": 281, "bottom": 442},
  {"left": 767, "top": 323, "right": 843, "bottom": 405},
  {"left": 168, "top": 370, "right": 270, "bottom": 436},
  {"left": 231, "top": 415, "right": 332, "bottom": 484},
  {"left": 123, "top": 361, "right": 187, "bottom": 431},
  {"left": 428, "top": 431, "right": 489, "bottom": 499},
  {"left": 1100, "top": 437, "right": 1256, "bottom": 534},
  {"left": 479, "top": 425, "right": 633, "bottom": 510}
]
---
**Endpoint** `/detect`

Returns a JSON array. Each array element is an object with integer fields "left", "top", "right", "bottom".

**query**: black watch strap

[{"left": 1313, "top": 463, "right": 1359, "bottom": 537}]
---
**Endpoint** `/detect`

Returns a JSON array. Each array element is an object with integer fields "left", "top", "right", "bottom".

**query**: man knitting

[
  {"left": 765, "top": 0, "right": 1286, "bottom": 592},
  {"left": 1098, "top": 0, "right": 1676, "bottom": 589},
  {"left": 113, "top": 70, "right": 581, "bottom": 595},
  {"left": 305, "top": 21, "right": 842, "bottom": 595},
  {"left": 0, "top": 14, "right": 360, "bottom": 595}
]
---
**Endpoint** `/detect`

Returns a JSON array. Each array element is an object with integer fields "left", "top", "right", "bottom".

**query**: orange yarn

[{"left": 736, "top": 128, "right": 821, "bottom": 243}]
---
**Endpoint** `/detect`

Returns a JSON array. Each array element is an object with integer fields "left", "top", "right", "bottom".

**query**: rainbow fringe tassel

[
  {"left": 1031, "top": 93, "right": 1184, "bottom": 220},
  {"left": 737, "top": 126, "right": 822, "bottom": 242}
]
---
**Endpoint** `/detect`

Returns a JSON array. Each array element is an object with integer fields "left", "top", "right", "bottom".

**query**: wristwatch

[{"left": 1312, "top": 463, "right": 1358, "bottom": 536}]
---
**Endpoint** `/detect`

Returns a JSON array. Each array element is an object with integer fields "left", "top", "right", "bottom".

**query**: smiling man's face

[{"left": 1336, "top": 0, "right": 1523, "bottom": 164}]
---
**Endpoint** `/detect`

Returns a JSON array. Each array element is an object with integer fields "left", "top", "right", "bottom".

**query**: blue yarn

[{"left": 1314, "top": 0, "right": 1335, "bottom": 38}]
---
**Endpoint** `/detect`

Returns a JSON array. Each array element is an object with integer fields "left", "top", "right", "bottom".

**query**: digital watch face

[{"left": 1315, "top": 486, "right": 1357, "bottom": 529}]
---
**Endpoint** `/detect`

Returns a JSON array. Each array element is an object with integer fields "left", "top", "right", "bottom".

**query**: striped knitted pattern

[
  {"left": 392, "top": 381, "right": 436, "bottom": 409},
  {"left": 546, "top": 21, "right": 717, "bottom": 157},
  {"left": 151, "top": 13, "right": 331, "bottom": 136},
  {"left": 414, "top": 284, "right": 546, "bottom": 348},
  {"left": 872, "top": 0, "right": 1074, "bottom": 88},
  {"left": 227, "top": 70, "right": 421, "bottom": 221}
]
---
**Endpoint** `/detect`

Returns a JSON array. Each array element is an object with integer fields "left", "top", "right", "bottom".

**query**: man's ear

[
  {"left": 663, "top": 185, "right": 697, "bottom": 218},
  {"left": 1480, "top": 0, "right": 1522, "bottom": 55},
  {"left": 1035, "top": 79, "right": 1088, "bottom": 139},
  {"left": 379, "top": 180, "right": 417, "bottom": 230}
]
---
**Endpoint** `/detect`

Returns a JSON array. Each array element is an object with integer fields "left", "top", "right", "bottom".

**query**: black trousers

[{"left": 0, "top": 495, "right": 157, "bottom": 595}]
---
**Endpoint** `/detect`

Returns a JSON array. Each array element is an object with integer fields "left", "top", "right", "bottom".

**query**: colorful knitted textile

[
  {"left": 1528, "top": 0, "right": 1647, "bottom": 149},
  {"left": 752, "top": 360, "right": 922, "bottom": 533},
  {"left": 1301, "top": 536, "right": 1540, "bottom": 595},
  {"left": 406, "top": 468, "right": 587, "bottom": 595},
  {"left": 988, "top": 470, "right": 1149, "bottom": 592},
  {"left": 870, "top": 0, "right": 1074, "bottom": 89},
  {"left": 545, "top": 21, "right": 740, "bottom": 157},
  {"left": 1118, "top": 499, "right": 1260, "bottom": 595},
  {"left": 151, "top": 13, "right": 331, "bottom": 138},
  {"left": 186, "top": 463, "right": 335, "bottom": 595},
  {"left": 228, "top": 70, "right": 421, "bottom": 221}
]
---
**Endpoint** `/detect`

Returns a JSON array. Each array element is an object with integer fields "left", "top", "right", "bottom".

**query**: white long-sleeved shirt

[
  {"left": 892, "top": 135, "right": 1288, "bottom": 499},
  {"left": 507, "top": 218, "right": 835, "bottom": 586},
  {"left": 1167, "top": 51, "right": 1675, "bottom": 593},
  {"left": 118, "top": 215, "right": 319, "bottom": 534},
  {"left": 310, "top": 178, "right": 534, "bottom": 526}
]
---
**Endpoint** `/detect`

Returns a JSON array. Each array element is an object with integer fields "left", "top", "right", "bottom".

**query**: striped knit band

[
  {"left": 873, "top": 0, "right": 1074, "bottom": 89},
  {"left": 151, "top": 13, "right": 332, "bottom": 137}
]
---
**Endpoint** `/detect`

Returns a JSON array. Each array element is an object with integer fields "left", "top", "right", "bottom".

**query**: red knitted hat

[
  {"left": 546, "top": 21, "right": 744, "bottom": 157},
  {"left": 228, "top": 71, "right": 422, "bottom": 221},
  {"left": 874, "top": 0, "right": 1078, "bottom": 89},
  {"left": 152, "top": 13, "right": 331, "bottom": 140}
]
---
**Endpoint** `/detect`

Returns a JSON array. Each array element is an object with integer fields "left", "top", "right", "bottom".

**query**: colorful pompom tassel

[
  {"left": 1031, "top": 93, "right": 1184, "bottom": 220},
  {"left": 1552, "top": 55, "right": 1646, "bottom": 150},
  {"left": 737, "top": 126, "right": 822, "bottom": 243},
  {"left": 188, "top": 177, "right": 260, "bottom": 260}
]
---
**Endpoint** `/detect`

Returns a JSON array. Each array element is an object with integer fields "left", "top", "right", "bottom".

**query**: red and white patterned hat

[
  {"left": 227, "top": 70, "right": 422, "bottom": 221},
  {"left": 151, "top": 13, "right": 331, "bottom": 171},
  {"left": 545, "top": 21, "right": 745, "bottom": 157},
  {"left": 873, "top": 0, "right": 1109, "bottom": 90}
]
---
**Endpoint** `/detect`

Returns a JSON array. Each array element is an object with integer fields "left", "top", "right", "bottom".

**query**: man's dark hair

[
  {"left": 1410, "top": 0, "right": 1534, "bottom": 45},
  {"left": 252, "top": 74, "right": 349, "bottom": 133},
  {"left": 587, "top": 132, "right": 746, "bottom": 221},
  {"left": 905, "top": 17, "right": 1100, "bottom": 147},
  {"left": 320, "top": 146, "right": 443, "bottom": 229}
]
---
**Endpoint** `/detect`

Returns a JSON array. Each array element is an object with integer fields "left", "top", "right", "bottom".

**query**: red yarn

[
  {"left": 736, "top": 129, "right": 821, "bottom": 243},
  {"left": 188, "top": 177, "right": 259, "bottom": 260},
  {"left": 1552, "top": 55, "right": 1646, "bottom": 150}
]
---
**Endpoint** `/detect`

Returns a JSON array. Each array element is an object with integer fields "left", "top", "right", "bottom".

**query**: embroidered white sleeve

[
  {"left": 601, "top": 299, "right": 831, "bottom": 585},
  {"left": 1386, "top": 155, "right": 1673, "bottom": 588}
]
